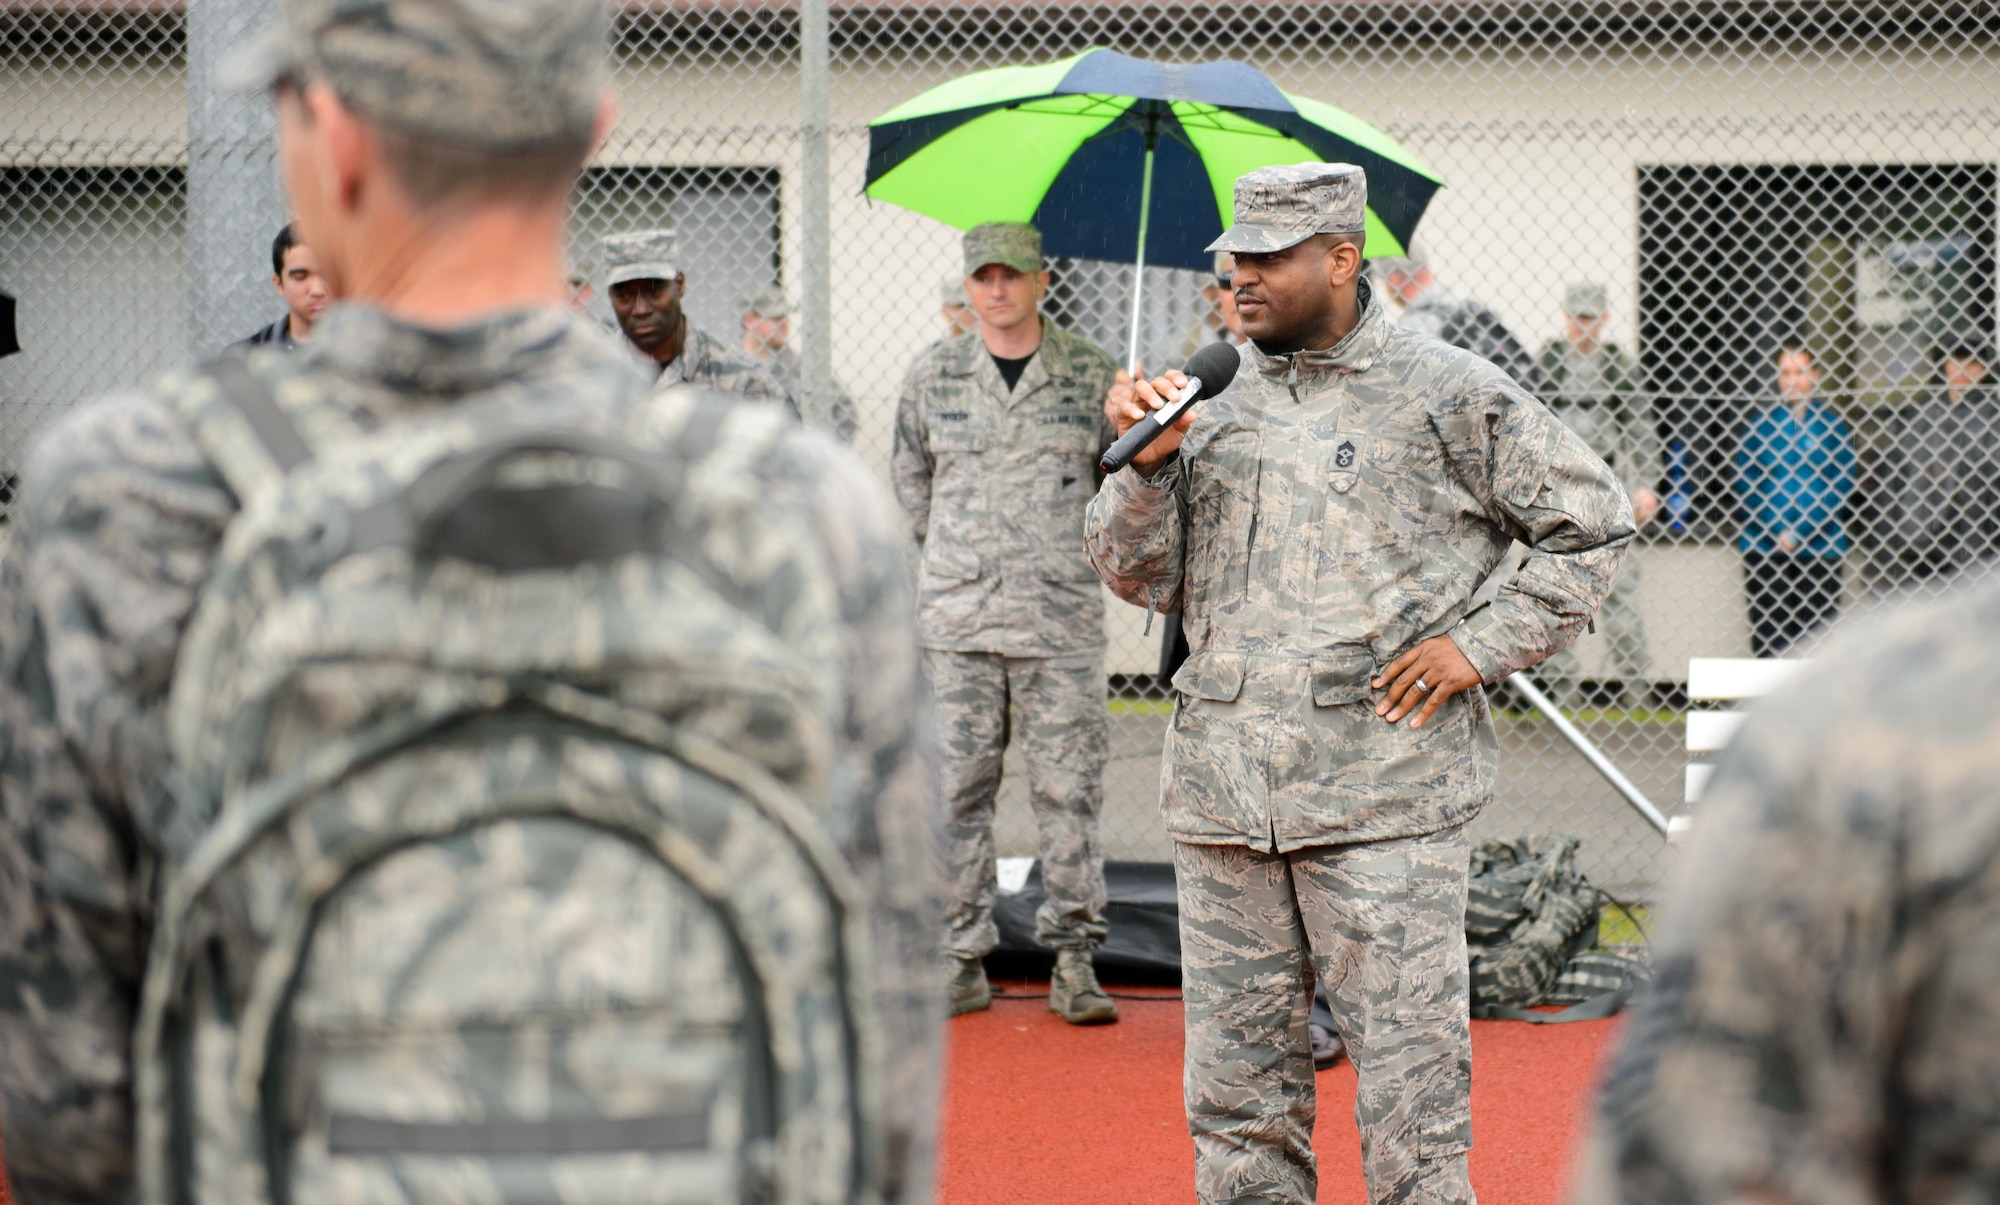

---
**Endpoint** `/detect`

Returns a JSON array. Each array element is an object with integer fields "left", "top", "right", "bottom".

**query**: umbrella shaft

[{"left": 1125, "top": 140, "right": 1156, "bottom": 371}]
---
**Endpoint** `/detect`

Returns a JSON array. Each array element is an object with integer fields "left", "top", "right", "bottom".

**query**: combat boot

[
  {"left": 948, "top": 955, "right": 991, "bottom": 1016},
  {"left": 1049, "top": 948, "right": 1118, "bottom": 1025}
]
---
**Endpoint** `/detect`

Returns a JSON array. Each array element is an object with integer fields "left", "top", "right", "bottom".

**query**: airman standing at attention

[
  {"left": 739, "top": 286, "right": 857, "bottom": 441},
  {"left": 892, "top": 221, "right": 1122, "bottom": 1025},
  {"left": 603, "top": 228, "right": 798, "bottom": 417}
]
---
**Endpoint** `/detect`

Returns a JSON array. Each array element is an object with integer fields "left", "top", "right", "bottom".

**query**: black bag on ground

[{"left": 1466, "top": 836, "right": 1650, "bottom": 1023}]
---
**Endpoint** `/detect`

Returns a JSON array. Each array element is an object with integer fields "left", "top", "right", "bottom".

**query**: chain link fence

[{"left": 5, "top": 0, "right": 1997, "bottom": 899}]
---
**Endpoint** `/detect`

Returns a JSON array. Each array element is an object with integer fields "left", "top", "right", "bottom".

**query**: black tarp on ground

[
  {"left": 990, "top": 858, "right": 1349, "bottom": 1048},
  {"left": 991, "top": 859, "right": 1181, "bottom": 980}
]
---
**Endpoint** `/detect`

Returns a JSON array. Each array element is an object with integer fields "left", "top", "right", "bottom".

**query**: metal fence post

[
  {"left": 798, "top": 0, "right": 832, "bottom": 429},
  {"left": 186, "top": 0, "right": 288, "bottom": 357}
]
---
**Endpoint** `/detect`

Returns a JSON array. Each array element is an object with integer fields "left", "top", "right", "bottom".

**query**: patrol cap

[
  {"left": 1207, "top": 163, "right": 1367, "bottom": 255},
  {"left": 1563, "top": 283, "right": 1610, "bottom": 318},
  {"left": 602, "top": 230, "right": 679, "bottom": 288},
  {"left": 741, "top": 287, "right": 789, "bottom": 317},
  {"left": 220, "top": 0, "right": 609, "bottom": 153},
  {"left": 941, "top": 279, "right": 970, "bottom": 308},
  {"left": 963, "top": 223, "right": 1042, "bottom": 275}
]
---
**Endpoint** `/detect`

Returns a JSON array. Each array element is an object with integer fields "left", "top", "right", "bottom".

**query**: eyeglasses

[{"left": 1215, "top": 274, "right": 1233, "bottom": 288}]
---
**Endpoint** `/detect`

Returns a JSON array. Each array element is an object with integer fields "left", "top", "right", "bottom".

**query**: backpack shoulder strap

[
  {"left": 205, "top": 356, "right": 313, "bottom": 472},
  {"left": 177, "top": 354, "right": 320, "bottom": 507}
]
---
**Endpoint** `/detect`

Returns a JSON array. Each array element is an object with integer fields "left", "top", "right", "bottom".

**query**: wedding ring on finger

[{"left": 1413, "top": 678, "right": 1430, "bottom": 694}]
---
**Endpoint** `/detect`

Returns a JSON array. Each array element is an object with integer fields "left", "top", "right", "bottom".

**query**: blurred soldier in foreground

[
  {"left": 0, "top": 0, "right": 941, "bottom": 1200},
  {"left": 238, "top": 222, "right": 328, "bottom": 349},
  {"left": 1089, "top": 163, "right": 1632, "bottom": 1204},
  {"left": 740, "top": 286, "right": 858, "bottom": 441},
  {"left": 1537, "top": 283, "right": 1663, "bottom": 709},
  {"left": 893, "top": 221, "right": 1121, "bottom": 1025},
  {"left": 603, "top": 228, "right": 798, "bottom": 418},
  {"left": 940, "top": 277, "right": 978, "bottom": 339},
  {"left": 1377, "top": 243, "right": 1542, "bottom": 393},
  {"left": 1870, "top": 341, "right": 2000, "bottom": 594},
  {"left": 1576, "top": 581, "right": 2000, "bottom": 1201}
]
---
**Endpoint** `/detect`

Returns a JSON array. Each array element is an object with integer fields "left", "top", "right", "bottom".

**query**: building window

[
  {"left": 0, "top": 167, "right": 186, "bottom": 478},
  {"left": 1638, "top": 163, "right": 1997, "bottom": 544}
]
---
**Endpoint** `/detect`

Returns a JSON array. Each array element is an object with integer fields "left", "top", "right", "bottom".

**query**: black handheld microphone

[{"left": 1100, "top": 342, "right": 1242, "bottom": 474}]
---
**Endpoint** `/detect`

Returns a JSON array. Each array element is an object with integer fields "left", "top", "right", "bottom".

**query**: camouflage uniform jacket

[
  {"left": 1537, "top": 339, "right": 1664, "bottom": 497},
  {"left": 1578, "top": 580, "right": 2000, "bottom": 1204},
  {"left": 1085, "top": 284, "right": 1633, "bottom": 850},
  {"left": 892, "top": 322, "right": 1119, "bottom": 657},
  {"left": 652, "top": 321, "right": 801, "bottom": 422},
  {"left": 0, "top": 304, "right": 942, "bottom": 1205}
]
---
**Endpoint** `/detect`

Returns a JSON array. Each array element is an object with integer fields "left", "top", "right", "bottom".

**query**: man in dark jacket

[{"left": 1871, "top": 343, "right": 2000, "bottom": 589}]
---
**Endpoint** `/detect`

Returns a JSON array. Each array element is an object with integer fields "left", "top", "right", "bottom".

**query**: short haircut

[
  {"left": 273, "top": 80, "right": 593, "bottom": 212},
  {"left": 1946, "top": 341, "right": 1987, "bottom": 364},
  {"left": 271, "top": 223, "right": 298, "bottom": 276},
  {"left": 376, "top": 125, "right": 595, "bottom": 210},
  {"left": 1777, "top": 338, "right": 1815, "bottom": 365},
  {"left": 1307, "top": 230, "right": 1367, "bottom": 258}
]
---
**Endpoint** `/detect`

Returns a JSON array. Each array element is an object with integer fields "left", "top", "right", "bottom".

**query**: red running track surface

[
  {"left": 0, "top": 986, "right": 1609, "bottom": 1205},
  {"left": 939, "top": 980, "right": 1618, "bottom": 1205}
]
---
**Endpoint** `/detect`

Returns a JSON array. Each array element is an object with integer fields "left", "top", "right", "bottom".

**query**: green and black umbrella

[{"left": 866, "top": 49, "right": 1443, "bottom": 362}]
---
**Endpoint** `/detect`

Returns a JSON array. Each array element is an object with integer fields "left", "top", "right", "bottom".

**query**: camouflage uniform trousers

[
  {"left": 1176, "top": 825, "right": 1475, "bottom": 1205},
  {"left": 1541, "top": 555, "right": 1648, "bottom": 702},
  {"left": 927, "top": 648, "right": 1110, "bottom": 959}
]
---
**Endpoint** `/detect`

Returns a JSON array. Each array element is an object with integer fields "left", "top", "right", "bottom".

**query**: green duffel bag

[{"left": 1467, "top": 836, "right": 1650, "bottom": 1024}]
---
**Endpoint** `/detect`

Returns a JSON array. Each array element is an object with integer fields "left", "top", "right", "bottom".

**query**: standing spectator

[
  {"left": 1538, "top": 283, "right": 1663, "bottom": 708},
  {"left": 1178, "top": 252, "right": 1246, "bottom": 362},
  {"left": 602, "top": 229, "right": 798, "bottom": 418},
  {"left": 565, "top": 263, "right": 595, "bottom": 312},
  {"left": 1870, "top": 342, "right": 2000, "bottom": 591},
  {"left": 892, "top": 221, "right": 1122, "bottom": 1026},
  {"left": 1376, "top": 244, "right": 1542, "bottom": 392},
  {"left": 237, "top": 223, "right": 328, "bottom": 349},
  {"left": 740, "top": 287, "right": 858, "bottom": 441},
  {"left": 1734, "top": 340, "right": 1856, "bottom": 656},
  {"left": 941, "top": 278, "right": 978, "bottom": 339}
]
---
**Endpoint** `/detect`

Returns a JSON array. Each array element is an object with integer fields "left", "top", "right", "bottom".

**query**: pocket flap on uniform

[
  {"left": 1310, "top": 646, "right": 1378, "bottom": 706},
  {"left": 922, "top": 543, "right": 982, "bottom": 583},
  {"left": 1417, "top": 1106, "right": 1473, "bottom": 1158},
  {"left": 1170, "top": 650, "right": 1245, "bottom": 702}
]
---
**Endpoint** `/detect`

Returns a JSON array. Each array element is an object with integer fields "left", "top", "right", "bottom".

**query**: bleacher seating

[{"left": 1676, "top": 657, "right": 1808, "bottom": 843}]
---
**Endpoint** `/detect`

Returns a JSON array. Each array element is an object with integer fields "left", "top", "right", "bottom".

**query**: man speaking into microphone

[{"left": 1085, "top": 163, "right": 1634, "bottom": 1205}]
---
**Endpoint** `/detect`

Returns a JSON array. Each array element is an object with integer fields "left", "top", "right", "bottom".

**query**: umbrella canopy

[{"left": 866, "top": 49, "right": 1443, "bottom": 273}]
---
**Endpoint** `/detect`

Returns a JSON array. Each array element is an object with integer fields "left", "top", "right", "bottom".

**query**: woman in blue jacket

[{"left": 1733, "top": 341, "right": 1856, "bottom": 656}]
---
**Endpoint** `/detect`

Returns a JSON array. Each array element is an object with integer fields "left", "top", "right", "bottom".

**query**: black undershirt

[{"left": 992, "top": 350, "right": 1035, "bottom": 391}]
